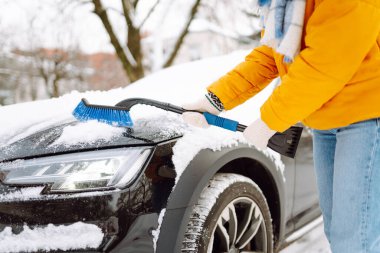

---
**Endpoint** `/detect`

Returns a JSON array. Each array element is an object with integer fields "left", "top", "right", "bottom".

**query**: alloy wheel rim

[{"left": 207, "top": 197, "right": 267, "bottom": 253}]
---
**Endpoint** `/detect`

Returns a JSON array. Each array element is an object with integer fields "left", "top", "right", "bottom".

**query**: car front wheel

[{"left": 181, "top": 173, "right": 273, "bottom": 253}]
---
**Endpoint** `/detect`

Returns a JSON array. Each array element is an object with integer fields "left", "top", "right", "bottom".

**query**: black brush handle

[{"left": 115, "top": 98, "right": 184, "bottom": 114}]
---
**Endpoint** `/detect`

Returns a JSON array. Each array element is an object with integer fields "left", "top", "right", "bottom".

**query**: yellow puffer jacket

[{"left": 207, "top": 0, "right": 380, "bottom": 132}]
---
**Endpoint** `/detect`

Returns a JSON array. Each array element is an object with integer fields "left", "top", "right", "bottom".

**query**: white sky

[
  {"left": 0, "top": 0, "right": 125, "bottom": 53},
  {"left": 0, "top": 0, "right": 260, "bottom": 54},
  {"left": 0, "top": 0, "right": 200, "bottom": 54}
]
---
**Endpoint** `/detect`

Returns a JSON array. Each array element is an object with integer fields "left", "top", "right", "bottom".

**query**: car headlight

[{"left": 0, "top": 147, "right": 152, "bottom": 193}]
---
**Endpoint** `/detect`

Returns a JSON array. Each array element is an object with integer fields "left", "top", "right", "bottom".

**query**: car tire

[{"left": 181, "top": 173, "right": 273, "bottom": 253}]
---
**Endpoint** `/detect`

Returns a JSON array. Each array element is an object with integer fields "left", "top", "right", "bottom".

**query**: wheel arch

[{"left": 156, "top": 144, "right": 286, "bottom": 253}]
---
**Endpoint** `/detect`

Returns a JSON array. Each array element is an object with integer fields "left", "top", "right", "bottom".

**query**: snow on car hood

[{"left": 0, "top": 113, "right": 186, "bottom": 162}]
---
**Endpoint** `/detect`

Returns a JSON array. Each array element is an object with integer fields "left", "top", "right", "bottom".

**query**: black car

[{"left": 0, "top": 109, "right": 320, "bottom": 253}]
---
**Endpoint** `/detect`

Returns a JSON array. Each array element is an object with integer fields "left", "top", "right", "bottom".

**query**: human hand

[
  {"left": 182, "top": 94, "right": 223, "bottom": 128},
  {"left": 243, "top": 118, "right": 276, "bottom": 150}
]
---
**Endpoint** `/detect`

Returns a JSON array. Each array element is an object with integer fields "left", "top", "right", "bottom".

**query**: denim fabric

[{"left": 312, "top": 118, "right": 380, "bottom": 253}]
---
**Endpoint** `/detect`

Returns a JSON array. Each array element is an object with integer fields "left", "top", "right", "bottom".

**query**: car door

[{"left": 292, "top": 125, "right": 320, "bottom": 229}]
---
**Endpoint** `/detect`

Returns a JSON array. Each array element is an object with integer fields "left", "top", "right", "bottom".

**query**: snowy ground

[{"left": 280, "top": 219, "right": 331, "bottom": 253}]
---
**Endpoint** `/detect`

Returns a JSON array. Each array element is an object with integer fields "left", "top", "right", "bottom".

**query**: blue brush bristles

[{"left": 72, "top": 99, "right": 133, "bottom": 127}]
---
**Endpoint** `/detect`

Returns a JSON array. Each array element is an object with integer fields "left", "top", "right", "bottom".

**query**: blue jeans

[{"left": 312, "top": 118, "right": 380, "bottom": 253}]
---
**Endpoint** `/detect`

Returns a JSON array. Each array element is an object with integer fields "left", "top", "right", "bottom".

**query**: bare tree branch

[
  {"left": 121, "top": 0, "right": 135, "bottom": 27},
  {"left": 162, "top": 0, "right": 202, "bottom": 68},
  {"left": 88, "top": 0, "right": 202, "bottom": 81},
  {"left": 121, "top": 0, "right": 144, "bottom": 79},
  {"left": 92, "top": 0, "right": 139, "bottom": 81},
  {"left": 133, "top": 0, "right": 140, "bottom": 9},
  {"left": 138, "top": 0, "right": 161, "bottom": 29}
]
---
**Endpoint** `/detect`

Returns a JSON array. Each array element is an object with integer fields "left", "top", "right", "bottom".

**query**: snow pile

[
  {"left": 0, "top": 222, "right": 103, "bottom": 252},
  {"left": 51, "top": 120, "right": 126, "bottom": 146}
]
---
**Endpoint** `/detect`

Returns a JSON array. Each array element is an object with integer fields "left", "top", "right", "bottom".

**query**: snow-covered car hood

[{"left": 0, "top": 114, "right": 186, "bottom": 162}]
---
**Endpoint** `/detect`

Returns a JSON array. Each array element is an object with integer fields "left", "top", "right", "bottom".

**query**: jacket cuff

[
  {"left": 207, "top": 87, "right": 236, "bottom": 110},
  {"left": 205, "top": 91, "right": 224, "bottom": 112}
]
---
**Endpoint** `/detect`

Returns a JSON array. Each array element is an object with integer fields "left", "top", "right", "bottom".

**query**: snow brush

[{"left": 72, "top": 98, "right": 303, "bottom": 158}]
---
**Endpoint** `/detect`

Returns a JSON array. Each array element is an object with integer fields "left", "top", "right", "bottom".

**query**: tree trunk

[
  {"left": 30, "top": 80, "right": 38, "bottom": 101},
  {"left": 128, "top": 25, "right": 144, "bottom": 81},
  {"left": 91, "top": 0, "right": 202, "bottom": 82},
  {"left": 92, "top": 0, "right": 143, "bottom": 83},
  {"left": 52, "top": 78, "right": 60, "bottom": 98}
]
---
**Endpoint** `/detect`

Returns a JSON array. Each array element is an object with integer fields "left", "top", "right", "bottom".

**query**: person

[{"left": 181, "top": 0, "right": 380, "bottom": 252}]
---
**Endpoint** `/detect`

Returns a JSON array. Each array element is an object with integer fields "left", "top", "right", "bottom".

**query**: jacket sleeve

[
  {"left": 261, "top": 0, "right": 380, "bottom": 132},
  {"left": 207, "top": 45, "right": 279, "bottom": 110}
]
